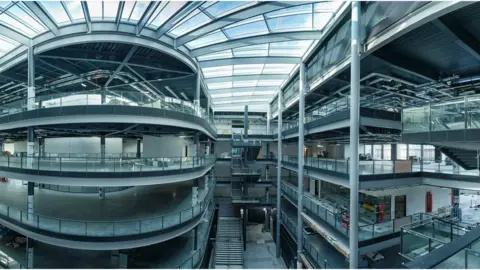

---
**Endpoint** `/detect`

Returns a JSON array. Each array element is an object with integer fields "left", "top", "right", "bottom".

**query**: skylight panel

[
  {"left": 210, "top": 93, "right": 232, "bottom": 98},
  {"left": 87, "top": 1, "right": 102, "bottom": 19},
  {"left": 266, "top": 13, "right": 313, "bottom": 32},
  {"left": 269, "top": 40, "right": 313, "bottom": 57},
  {"left": 0, "top": 35, "right": 19, "bottom": 53},
  {"left": 202, "top": 66, "right": 233, "bottom": 78},
  {"left": 314, "top": 2, "right": 343, "bottom": 12},
  {"left": 169, "top": 10, "right": 211, "bottom": 37},
  {"left": 0, "top": 2, "right": 11, "bottom": 9},
  {"left": 64, "top": 1, "right": 85, "bottom": 22},
  {"left": 197, "top": 50, "right": 233, "bottom": 61},
  {"left": 10, "top": 4, "right": 46, "bottom": 32},
  {"left": 205, "top": 1, "right": 253, "bottom": 18},
  {"left": 121, "top": 1, "right": 135, "bottom": 20},
  {"left": 130, "top": 1, "right": 148, "bottom": 21},
  {"left": 224, "top": 15, "right": 268, "bottom": 39},
  {"left": 233, "top": 81, "right": 258, "bottom": 88},
  {"left": 265, "top": 4, "right": 312, "bottom": 19},
  {"left": 208, "top": 82, "right": 233, "bottom": 90},
  {"left": 104, "top": 1, "right": 120, "bottom": 19},
  {"left": 0, "top": 13, "right": 36, "bottom": 37},
  {"left": 253, "top": 91, "right": 275, "bottom": 95},
  {"left": 257, "top": 80, "right": 284, "bottom": 87},
  {"left": 234, "top": 64, "right": 264, "bottom": 76},
  {"left": 148, "top": 1, "right": 186, "bottom": 28},
  {"left": 262, "top": 64, "right": 296, "bottom": 74},
  {"left": 314, "top": 12, "right": 333, "bottom": 30},
  {"left": 233, "top": 44, "right": 268, "bottom": 57},
  {"left": 39, "top": 1, "right": 70, "bottom": 24},
  {"left": 232, "top": 91, "right": 253, "bottom": 97},
  {"left": 186, "top": 30, "right": 228, "bottom": 49}
]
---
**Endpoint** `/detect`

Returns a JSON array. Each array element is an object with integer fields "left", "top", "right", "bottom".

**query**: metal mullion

[
  {"left": 127, "top": 1, "right": 137, "bottom": 21},
  {"left": 60, "top": 1, "right": 74, "bottom": 23},
  {"left": 5, "top": 10, "right": 40, "bottom": 35}
]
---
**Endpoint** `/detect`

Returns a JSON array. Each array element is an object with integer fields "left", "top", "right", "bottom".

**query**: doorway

[{"left": 395, "top": 195, "right": 406, "bottom": 218}]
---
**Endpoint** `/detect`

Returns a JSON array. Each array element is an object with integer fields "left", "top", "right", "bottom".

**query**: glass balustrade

[
  {"left": 0, "top": 90, "right": 216, "bottom": 132},
  {"left": 0, "top": 153, "right": 216, "bottom": 173},
  {"left": 403, "top": 95, "right": 480, "bottom": 133},
  {"left": 0, "top": 182, "right": 214, "bottom": 237}
]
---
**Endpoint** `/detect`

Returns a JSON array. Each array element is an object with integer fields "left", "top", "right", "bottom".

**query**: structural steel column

[
  {"left": 100, "top": 135, "right": 106, "bottom": 165},
  {"left": 27, "top": 43, "right": 35, "bottom": 111},
  {"left": 195, "top": 72, "right": 201, "bottom": 106},
  {"left": 27, "top": 127, "right": 34, "bottom": 169},
  {"left": 349, "top": 1, "right": 361, "bottom": 268},
  {"left": 420, "top": 144, "right": 424, "bottom": 171},
  {"left": 193, "top": 226, "right": 198, "bottom": 250},
  {"left": 391, "top": 144, "right": 397, "bottom": 160},
  {"left": 136, "top": 139, "right": 141, "bottom": 158},
  {"left": 267, "top": 106, "right": 271, "bottom": 134},
  {"left": 101, "top": 87, "right": 106, "bottom": 104},
  {"left": 26, "top": 238, "right": 34, "bottom": 269},
  {"left": 99, "top": 187, "right": 105, "bottom": 200},
  {"left": 194, "top": 132, "right": 199, "bottom": 165},
  {"left": 27, "top": 182, "right": 34, "bottom": 220},
  {"left": 296, "top": 63, "right": 306, "bottom": 269},
  {"left": 276, "top": 88, "right": 283, "bottom": 258}
]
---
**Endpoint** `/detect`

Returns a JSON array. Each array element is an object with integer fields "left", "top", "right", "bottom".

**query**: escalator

[{"left": 440, "top": 147, "right": 478, "bottom": 170}]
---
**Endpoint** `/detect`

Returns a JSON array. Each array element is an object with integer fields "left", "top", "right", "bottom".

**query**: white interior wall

[
  {"left": 122, "top": 139, "right": 143, "bottom": 153},
  {"left": 142, "top": 135, "right": 193, "bottom": 158},
  {"left": 44, "top": 137, "right": 122, "bottom": 153},
  {"left": 344, "top": 144, "right": 366, "bottom": 158}
]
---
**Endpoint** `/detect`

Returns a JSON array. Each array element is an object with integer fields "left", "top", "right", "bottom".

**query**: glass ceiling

[{"left": 0, "top": 1, "right": 345, "bottom": 112}]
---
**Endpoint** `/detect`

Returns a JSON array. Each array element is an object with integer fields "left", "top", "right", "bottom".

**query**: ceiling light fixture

[{"left": 81, "top": 83, "right": 86, "bottom": 87}]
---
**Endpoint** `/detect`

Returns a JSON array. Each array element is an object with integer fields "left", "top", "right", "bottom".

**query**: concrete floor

[
  {"left": 244, "top": 224, "right": 286, "bottom": 269},
  {"left": 0, "top": 157, "right": 204, "bottom": 173},
  {"left": 0, "top": 179, "right": 208, "bottom": 236}
]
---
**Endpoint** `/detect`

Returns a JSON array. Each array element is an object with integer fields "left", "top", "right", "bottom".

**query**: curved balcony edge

[
  {"left": 0, "top": 164, "right": 215, "bottom": 186},
  {"left": 0, "top": 198, "right": 214, "bottom": 251},
  {"left": 0, "top": 105, "right": 217, "bottom": 140}
]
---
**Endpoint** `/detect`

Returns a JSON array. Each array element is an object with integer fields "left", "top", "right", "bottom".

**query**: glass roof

[{"left": 0, "top": 1, "right": 346, "bottom": 112}]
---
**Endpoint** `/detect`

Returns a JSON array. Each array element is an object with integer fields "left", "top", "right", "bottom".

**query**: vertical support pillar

[
  {"left": 27, "top": 182, "right": 34, "bottom": 221},
  {"left": 244, "top": 105, "right": 249, "bottom": 139},
  {"left": 41, "top": 137, "right": 45, "bottom": 159},
  {"left": 391, "top": 144, "right": 397, "bottom": 160},
  {"left": 420, "top": 144, "right": 424, "bottom": 171},
  {"left": 434, "top": 146, "right": 442, "bottom": 162},
  {"left": 194, "top": 133, "right": 199, "bottom": 164},
  {"left": 119, "top": 250, "right": 128, "bottom": 269},
  {"left": 267, "top": 106, "right": 271, "bottom": 134},
  {"left": 276, "top": 86, "right": 283, "bottom": 258},
  {"left": 193, "top": 226, "right": 198, "bottom": 251},
  {"left": 192, "top": 178, "right": 199, "bottom": 205},
  {"left": 452, "top": 188, "right": 461, "bottom": 219},
  {"left": 27, "top": 42, "right": 35, "bottom": 111},
  {"left": 266, "top": 187, "right": 270, "bottom": 203},
  {"left": 101, "top": 87, "right": 106, "bottom": 104},
  {"left": 266, "top": 143, "right": 270, "bottom": 159},
  {"left": 27, "top": 127, "right": 34, "bottom": 169},
  {"left": 100, "top": 135, "right": 106, "bottom": 165},
  {"left": 26, "top": 238, "right": 34, "bottom": 269},
  {"left": 99, "top": 187, "right": 105, "bottom": 200},
  {"left": 111, "top": 250, "right": 119, "bottom": 266},
  {"left": 406, "top": 144, "right": 410, "bottom": 160},
  {"left": 296, "top": 62, "right": 306, "bottom": 269},
  {"left": 136, "top": 139, "right": 141, "bottom": 158},
  {"left": 243, "top": 207, "right": 247, "bottom": 251},
  {"left": 349, "top": 2, "right": 361, "bottom": 268},
  {"left": 381, "top": 144, "right": 384, "bottom": 160}
]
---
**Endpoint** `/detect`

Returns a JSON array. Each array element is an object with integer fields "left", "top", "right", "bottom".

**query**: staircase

[
  {"left": 215, "top": 203, "right": 244, "bottom": 268},
  {"left": 440, "top": 147, "right": 478, "bottom": 170}
]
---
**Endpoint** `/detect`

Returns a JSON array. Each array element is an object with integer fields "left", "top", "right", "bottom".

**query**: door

[
  {"left": 426, "top": 192, "right": 433, "bottom": 212},
  {"left": 395, "top": 195, "right": 406, "bottom": 218}
]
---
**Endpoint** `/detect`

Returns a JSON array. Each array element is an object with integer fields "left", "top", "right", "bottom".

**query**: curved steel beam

[
  {"left": 198, "top": 56, "right": 301, "bottom": 68},
  {"left": 190, "top": 30, "right": 321, "bottom": 57}
]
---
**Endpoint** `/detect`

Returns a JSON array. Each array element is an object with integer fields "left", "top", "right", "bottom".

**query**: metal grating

[{"left": 215, "top": 203, "right": 244, "bottom": 268}]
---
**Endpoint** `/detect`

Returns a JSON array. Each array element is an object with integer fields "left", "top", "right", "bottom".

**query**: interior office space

[{"left": 0, "top": 1, "right": 480, "bottom": 269}]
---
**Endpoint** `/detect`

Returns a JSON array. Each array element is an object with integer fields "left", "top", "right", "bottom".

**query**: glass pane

[
  {"left": 269, "top": 40, "right": 313, "bottom": 56},
  {"left": 202, "top": 66, "right": 233, "bottom": 78},
  {"left": 257, "top": 80, "right": 284, "bottom": 87},
  {"left": 0, "top": 2, "right": 11, "bottom": 9},
  {"left": 64, "top": 1, "right": 85, "bottom": 21},
  {"left": 262, "top": 64, "right": 296, "bottom": 74},
  {"left": 197, "top": 50, "right": 232, "bottom": 61},
  {"left": 0, "top": 35, "right": 19, "bottom": 53},
  {"left": 205, "top": 1, "right": 251, "bottom": 18},
  {"left": 266, "top": 4, "right": 312, "bottom": 19},
  {"left": 314, "top": 2, "right": 343, "bottom": 12},
  {"left": 314, "top": 12, "right": 333, "bottom": 30},
  {"left": 267, "top": 13, "right": 313, "bottom": 32},
  {"left": 121, "top": 1, "right": 135, "bottom": 20},
  {"left": 233, "top": 44, "right": 268, "bottom": 57},
  {"left": 87, "top": 1, "right": 102, "bottom": 18},
  {"left": 40, "top": 1, "right": 70, "bottom": 24},
  {"left": 224, "top": 16, "right": 269, "bottom": 39},
  {"left": 170, "top": 10, "right": 211, "bottom": 37},
  {"left": 148, "top": 1, "right": 186, "bottom": 28},
  {"left": 186, "top": 30, "right": 228, "bottom": 49},
  {"left": 0, "top": 13, "right": 36, "bottom": 36},
  {"left": 103, "top": 1, "right": 119, "bottom": 19},
  {"left": 234, "top": 64, "right": 264, "bottom": 75},
  {"left": 130, "top": 1, "right": 148, "bottom": 21},
  {"left": 232, "top": 91, "right": 253, "bottom": 97},
  {"left": 233, "top": 81, "right": 257, "bottom": 88},
  {"left": 9, "top": 4, "right": 45, "bottom": 32},
  {"left": 208, "top": 82, "right": 233, "bottom": 90},
  {"left": 210, "top": 93, "right": 232, "bottom": 98}
]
